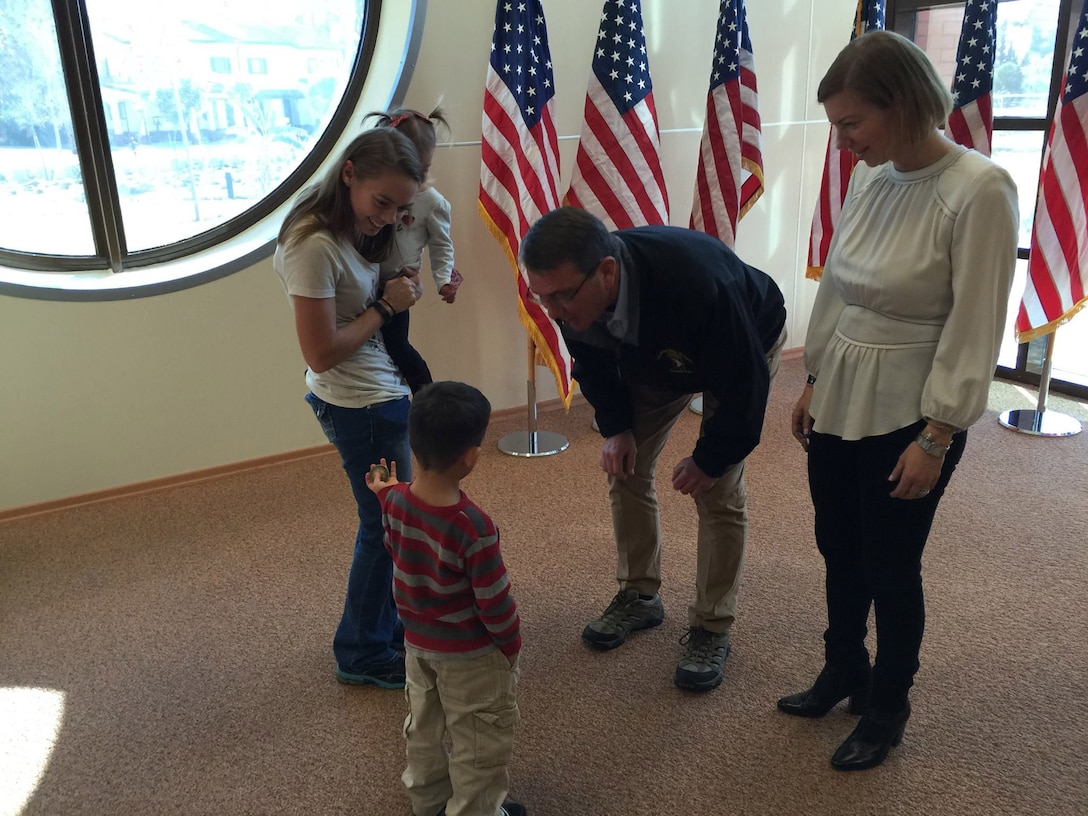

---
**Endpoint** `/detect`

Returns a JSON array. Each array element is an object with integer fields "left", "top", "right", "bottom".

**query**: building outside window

[{"left": 0, "top": 0, "right": 402, "bottom": 298}]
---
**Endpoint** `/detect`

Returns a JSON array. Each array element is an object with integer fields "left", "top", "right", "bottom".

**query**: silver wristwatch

[{"left": 914, "top": 431, "right": 951, "bottom": 458}]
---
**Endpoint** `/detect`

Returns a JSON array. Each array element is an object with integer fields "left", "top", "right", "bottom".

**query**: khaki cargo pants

[{"left": 402, "top": 649, "right": 519, "bottom": 816}]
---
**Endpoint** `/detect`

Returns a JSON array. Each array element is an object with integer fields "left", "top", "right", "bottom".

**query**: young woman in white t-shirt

[{"left": 274, "top": 128, "right": 424, "bottom": 690}]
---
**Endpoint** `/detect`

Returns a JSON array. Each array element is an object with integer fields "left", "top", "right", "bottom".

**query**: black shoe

[
  {"left": 436, "top": 801, "right": 523, "bottom": 815},
  {"left": 777, "top": 663, "right": 871, "bottom": 718},
  {"left": 830, "top": 704, "right": 911, "bottom": 771},
  {"left": 334, "top": 655, "right": 406, "bottom": 689}
]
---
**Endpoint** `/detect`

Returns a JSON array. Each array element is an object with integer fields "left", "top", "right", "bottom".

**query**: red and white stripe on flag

[
  {"left": 947, "top": 0, "right": 997, "bottom": 156},
  {"left": 806, "top": 0, "right": 886, "bottom": 281},
  {"left": 1015, "top": 7, "right": 1088, "bottom": 342},
  {"left": 689, "top": 0, "right": 764, "bottom": 248},
  {"left": 564, "top": 0, "right": 669, "bottom": 230},
  {"left": 805, "top": 134, "right": 857, "bottom": 280},
  {"left": 947, "top": 95, "right": 994, "bottom": 156},
  {"left": 478, "top": 0, "right": 574, "bottom": 407}
]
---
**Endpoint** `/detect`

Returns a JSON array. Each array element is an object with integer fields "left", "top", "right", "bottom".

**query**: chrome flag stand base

[
  {"left": 998, "top": 331, "right": 1082, "bottom": 437},
  {"left": 998, "top": 408, "right": 1081, "bottom": 436},
  {"left": 498, "top": 429, "right": 570, "bottom": 457},
  {"left": 499, "top": 342, "right": 569, "bottom": 457}
]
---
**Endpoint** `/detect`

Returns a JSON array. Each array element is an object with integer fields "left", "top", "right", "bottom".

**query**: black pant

[
  {"left": 380, "top": 309, "right": 433, "bottom": 394},
  {"left": 807, "top": 421, "right": 966, "bottom": 712}
]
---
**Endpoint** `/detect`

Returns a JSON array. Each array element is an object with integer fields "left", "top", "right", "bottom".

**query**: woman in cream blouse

[{"left": 777, "top": 31, "right": 1018, "bottom": 771}]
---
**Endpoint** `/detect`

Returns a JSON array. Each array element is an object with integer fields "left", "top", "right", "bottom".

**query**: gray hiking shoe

[
  {"left": 582, "top": 588, "right": 664, "bottom": 650},
  {"left": 674, "top": 627, "right": 731, "bottom": 691}
]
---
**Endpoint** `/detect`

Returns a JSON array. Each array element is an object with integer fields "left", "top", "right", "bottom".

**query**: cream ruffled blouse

[{"left": 804, "top": 145, "right": 1019, "bottom": 441}]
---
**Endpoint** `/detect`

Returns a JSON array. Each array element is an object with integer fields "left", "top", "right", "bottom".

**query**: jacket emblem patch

[{"left": 657, "top": 349, "right": 693, "bottom": 375}]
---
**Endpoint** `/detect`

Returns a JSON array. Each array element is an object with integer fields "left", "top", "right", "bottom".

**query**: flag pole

[
  {"left": 498, "top": 338, "right": 570, "bottom": 457},
  {"left": 998, "top": 330, "right": 1082, "bottom": 436}
]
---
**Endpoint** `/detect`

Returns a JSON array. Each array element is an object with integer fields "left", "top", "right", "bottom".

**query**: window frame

[
  {"left": 889, "top": 0, "right": 1087, "bottom": 400},
  {"left": 0, "top": 0, "right": 425, "bottom": 301}
]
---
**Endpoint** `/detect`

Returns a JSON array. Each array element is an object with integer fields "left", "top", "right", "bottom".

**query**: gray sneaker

[
  {"left": 582, "top": 588, "right": 664, "bottom": 650},
  {"left": 674, "top": 627, "right": 731, "bottom": 691}
]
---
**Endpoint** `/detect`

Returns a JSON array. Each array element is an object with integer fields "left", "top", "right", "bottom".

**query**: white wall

[{"left": 0, "top": 0, "right": 858, "bottom": 513}]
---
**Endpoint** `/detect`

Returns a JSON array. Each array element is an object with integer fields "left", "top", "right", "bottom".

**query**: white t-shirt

[
  {"left": 274, "top": 230, "right": 409, "bottom": 408},
  {"left": 804, "top": 145, "right": 1019, "bottom": 440}
]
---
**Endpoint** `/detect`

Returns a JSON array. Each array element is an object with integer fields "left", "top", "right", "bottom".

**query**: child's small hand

[
  {"left": 365, "top": 458, "right": 399, "bottom": 492},
  {"left": 398, "top": 266, "right": 424, "bottom": 299},
  {"left": 439, "top": 269, "right": 463, "bottom": 303}
]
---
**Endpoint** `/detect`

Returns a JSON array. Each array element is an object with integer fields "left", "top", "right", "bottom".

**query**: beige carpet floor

[{"left": 2, "top": 355, "right": 1087, "bottom": 815}]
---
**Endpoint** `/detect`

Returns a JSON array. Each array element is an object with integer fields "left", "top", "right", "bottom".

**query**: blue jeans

[{"left": 306, "top": 393, "right": 412, "bottom": 671}]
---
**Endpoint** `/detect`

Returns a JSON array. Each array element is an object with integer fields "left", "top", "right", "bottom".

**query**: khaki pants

[
  {"left": 401, "top": 649, "right": 519, "bottom": 816},
  {"left": 609, "top": 327, "right": 785, "bottom": 634}
]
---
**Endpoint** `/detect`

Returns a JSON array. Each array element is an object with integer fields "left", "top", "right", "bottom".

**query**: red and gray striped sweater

[{"left": 378, "top": 483, "right": 521, "bottom": 659}]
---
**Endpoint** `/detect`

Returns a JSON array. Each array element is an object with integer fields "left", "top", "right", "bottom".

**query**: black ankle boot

[
  {"left": 830, "top": 704, "right": 911, "bottom": 771},
  {"left": 777, "top": 664, "right": 871, "bottom": 718}
]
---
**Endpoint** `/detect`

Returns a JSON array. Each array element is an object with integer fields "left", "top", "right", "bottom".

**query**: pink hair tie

[{"left": 388, "top": 113, "right": 412, "bottom": 128}]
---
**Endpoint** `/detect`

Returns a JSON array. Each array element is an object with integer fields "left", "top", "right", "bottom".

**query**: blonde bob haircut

[{"left": 817, "top": 30, "right": 953, "bottom": 145}]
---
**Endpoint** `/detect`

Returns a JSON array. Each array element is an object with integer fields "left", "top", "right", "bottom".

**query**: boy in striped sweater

[{"left": 367, "top": 381, "right": 525, "bottom": 816}]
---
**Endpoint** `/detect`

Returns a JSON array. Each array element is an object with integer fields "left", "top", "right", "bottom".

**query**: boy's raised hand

[{"left": 365, "top": 458, "right": 400, "bottom": 493}]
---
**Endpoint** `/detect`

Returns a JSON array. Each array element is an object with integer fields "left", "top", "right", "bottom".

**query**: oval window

[{"left": 0, "top": 0, "right": 412, "bottom": 296}]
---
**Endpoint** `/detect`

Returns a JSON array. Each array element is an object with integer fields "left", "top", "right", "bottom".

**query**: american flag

[
  {"left": 478, "top": 0, "right": 573, "bottom": 408},
  {"left": 1015, "top": 3, "right": 1088, "bottom": 342},
  {"left": 805, "top": 0, "right": 885, "bottom": 280},
  {"left": 689, "top": 0, "right": 764, "bottom": 248},
  {"left": 947, "top": 0, "right": 997, "bottom": 155},
  {"left": 564, "top": 0, "right": 669, "bottom": 229}
]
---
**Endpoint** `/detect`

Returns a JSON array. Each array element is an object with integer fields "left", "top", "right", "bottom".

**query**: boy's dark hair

[{"left": 409, "top": 381, "right": 492, "bottom": 472}]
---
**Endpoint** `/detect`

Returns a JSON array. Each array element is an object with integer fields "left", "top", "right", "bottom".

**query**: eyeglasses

[{"left": 528, "top": 266, "right": 595, "bottom": 308}]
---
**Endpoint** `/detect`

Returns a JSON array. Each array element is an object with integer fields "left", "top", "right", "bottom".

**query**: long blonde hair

[{"left": 278, "top": 128, "right": 423, "bottom": 262}]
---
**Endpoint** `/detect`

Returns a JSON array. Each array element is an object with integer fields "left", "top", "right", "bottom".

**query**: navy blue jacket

[{"left": 562, "top": 226, "right": 786, "bottom": 477}]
